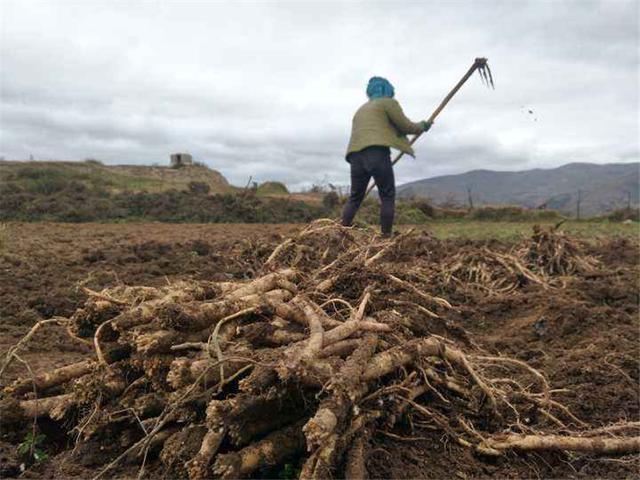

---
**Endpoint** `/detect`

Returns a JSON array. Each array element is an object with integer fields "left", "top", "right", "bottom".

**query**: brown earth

[
  {"left": 0, "top": 222, "right": 638, "bottom": 479},
  {"left": 0, "top": 223, "right": 300, "bottom": 383}
]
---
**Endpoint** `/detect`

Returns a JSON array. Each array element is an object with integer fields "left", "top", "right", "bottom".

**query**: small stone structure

[{"left": 170, "top": 153, "right": 193, "bottom": 168}]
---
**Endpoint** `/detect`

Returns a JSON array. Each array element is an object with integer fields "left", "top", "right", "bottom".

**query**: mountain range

[{"left": 397, "top": 162, "right": 639, "bottom": 217}]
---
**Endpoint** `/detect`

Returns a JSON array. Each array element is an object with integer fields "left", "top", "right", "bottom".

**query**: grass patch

[
  {"left": 410, "top": 220, "right": 640, "bottom": 242},
  {"left": 468, "top": 205, "right": 564, "bottom": 222}
]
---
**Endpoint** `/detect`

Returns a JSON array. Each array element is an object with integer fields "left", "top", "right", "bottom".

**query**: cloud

[{"left": 0, "top": 0, "right": 637, "bottom": 190}]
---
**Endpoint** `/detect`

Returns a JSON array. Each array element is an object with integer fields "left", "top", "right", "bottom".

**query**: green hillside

[{"left": 0, "top": 160, "right": 234, "bottom": 195}]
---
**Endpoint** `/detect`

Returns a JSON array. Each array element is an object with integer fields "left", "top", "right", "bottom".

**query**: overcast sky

[{"left": 1, "top": 0, "right": 638, "bottom": 190}]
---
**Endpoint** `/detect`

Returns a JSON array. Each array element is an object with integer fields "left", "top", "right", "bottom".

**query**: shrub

[
  {"left": 14, "top": 166, "right": 70, "bottom": 194},
  {"left": 188, "top": 181, "right": 211, "bottom": 195},
  {"left": 408, "top": 198, "right": 435, "bottom": 218},
  {"left": 469, "top": 206, "right": 523, "bottom": 220},
  {"left": 395, "top": 206, "right": 430, "bottom": 224},
  {"left": 66, "top": 180, "right": 88, "bottom": 194},
  {"left": 607, "top": 208, "right": 640, "bottom": 222},
  {"left": 356, "top": 200, "right": 430, "bottom": 225},
  {"left": 322, "top": 191, "right": 340, "bottom": 209},
  {"left": 15, "top": 166, "right": 49, "bottom": 180},
  {"left": 3, "top": 182, "right": 23, "bottom": 194},
  {"left": 435, "top": 208, "right": 467, "bottom": 219},
  {"left": 29, "top": 176, "right": 68, "bottom": 195},
  {"left": 0, "top": 185, "right": 329, "bottom": 223}
]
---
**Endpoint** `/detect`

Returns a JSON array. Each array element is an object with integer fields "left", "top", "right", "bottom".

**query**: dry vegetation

[
  {"left": 0, "top": 223, "right": 7, "bottom": 253},
  {"left": 1, "top": 221, "right": 638, "bottom": 479}
]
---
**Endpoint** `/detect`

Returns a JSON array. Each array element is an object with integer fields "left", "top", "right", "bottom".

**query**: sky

[{"left": 1, "top": 0, "right": 638, "bottom": 190}]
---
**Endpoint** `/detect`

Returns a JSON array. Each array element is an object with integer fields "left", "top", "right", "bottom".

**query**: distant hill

[
  {"left": 0, "top": 160, "right": 333, "bottom": 223},
  {"left": 397, "top": 162, "right": 639, "bottom": 217},
  {"left": 0, "top": 160, "right": 234, "bottom": 195}
]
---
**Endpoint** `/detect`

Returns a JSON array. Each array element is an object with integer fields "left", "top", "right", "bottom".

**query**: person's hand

[{"left": 421, "top": 120, "right": 433, "bottom": 132}]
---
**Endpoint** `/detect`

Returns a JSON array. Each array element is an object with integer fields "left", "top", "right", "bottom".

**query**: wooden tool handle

[{"left": 364, "top": 59, "right": 485, "bottom": 196}]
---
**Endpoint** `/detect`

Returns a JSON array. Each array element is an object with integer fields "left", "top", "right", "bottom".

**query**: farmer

[{"left": 341, "top": 76, "right": 432, "bottom": 237}]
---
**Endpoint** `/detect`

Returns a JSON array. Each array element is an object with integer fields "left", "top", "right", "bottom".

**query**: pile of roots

[
  {"left": 439, "top": 247, "right": 545, "bottom": 295},
  {"left": 523, "top": 224, "right": 600, "bottom": 277},
  {"left": 1, "top": 220, "right": 637, "bottom": 479},
  {"left": 440, "top": 224, "right": 600, "bottom": 294}
]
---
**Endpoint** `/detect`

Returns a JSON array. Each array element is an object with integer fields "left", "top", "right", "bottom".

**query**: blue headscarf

[{"left": 366, "top": 76, "right": 395, "bottom": 99}]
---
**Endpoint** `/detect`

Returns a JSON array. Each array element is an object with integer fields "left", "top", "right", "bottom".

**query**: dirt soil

[{"left": 1, "top": 222, "right": 638, "bottom": 479}]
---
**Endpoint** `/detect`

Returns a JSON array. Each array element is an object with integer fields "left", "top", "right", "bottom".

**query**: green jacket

[{"left": 346, "top": 97, "right": 424, "bottom": 159}]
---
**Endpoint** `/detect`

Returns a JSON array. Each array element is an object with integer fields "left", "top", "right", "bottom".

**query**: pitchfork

[{"left": 364, "top": 57, "right": 494, "bottom": 196}]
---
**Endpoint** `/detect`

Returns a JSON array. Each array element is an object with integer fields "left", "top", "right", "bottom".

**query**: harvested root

[
  {"left": 6, "top": 359, "right": 95, "bottom": 396},
  {"left": 212, "top": 421, "right": 306, "bottom": 479},
  {"left": 238, "top": 319, "right": 306, "bottom": 347},
  {"left": 479, "top": 433, "right": 640, "bottom": 456},
  {"left": 344, "top": 429, "right": 370, "bottom": 480},
  {"left": 160, "top": 425, "right": 209, "bottom": 477},
  {"left": 185, "top": 428, "right": 225, "bottom": 479},
  {"left": 124, "top": 426, "right": 180, "bottom": 464},
  {"left": 2, "top": 393, "right": 74, "bottom": 421},
  {"left": 524, "top": 225, "right": 600, "bottom": 276},
  {"left": 166, "top": 347, "right": 251, "bottom": 390},
  {"left": 439, "top": 247, "right": 546, "bottom": 294}
]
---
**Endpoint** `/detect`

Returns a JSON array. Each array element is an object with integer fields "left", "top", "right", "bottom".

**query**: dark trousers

[{"left": 341, "top": 146, "right": 395, "bottom": 235}]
